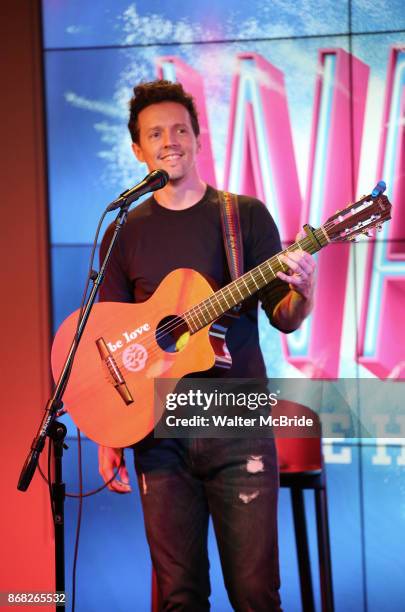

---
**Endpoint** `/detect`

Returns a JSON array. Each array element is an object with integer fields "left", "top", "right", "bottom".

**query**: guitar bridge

[{"left": 96, "top": 337, "right": 134, "bottom": 405}]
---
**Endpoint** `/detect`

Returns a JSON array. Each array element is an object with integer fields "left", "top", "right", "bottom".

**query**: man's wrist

[
  {"left": 272, "top": 288, "right": 313, "bottom": 332},
  {"left": 289, "top": 287, "right": 313, "bottom": 307}
]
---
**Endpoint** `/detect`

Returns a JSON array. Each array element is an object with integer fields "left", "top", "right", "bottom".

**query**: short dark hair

[{"left": 128, "top": 79, "right": 200, "bottom": 144}]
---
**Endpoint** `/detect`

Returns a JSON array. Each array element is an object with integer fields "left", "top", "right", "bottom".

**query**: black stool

[{"left": 276, "top": 402, "right": 334, "bottom": 612}]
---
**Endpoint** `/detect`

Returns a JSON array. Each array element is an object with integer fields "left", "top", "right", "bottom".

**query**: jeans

[{"left": 133, "top": 436, "right": 282, "bottom": 611}]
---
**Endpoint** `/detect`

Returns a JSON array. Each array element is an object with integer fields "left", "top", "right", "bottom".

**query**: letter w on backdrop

[{"left": 157, "top": 46, "right": 405, "bottom": 380}]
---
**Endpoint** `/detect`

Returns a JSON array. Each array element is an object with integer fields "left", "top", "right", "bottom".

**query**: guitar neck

[{"left": 183, "top": 225, "right": 329, "bottom": 333}]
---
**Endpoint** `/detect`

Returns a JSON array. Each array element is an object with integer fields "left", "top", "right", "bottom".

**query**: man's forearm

[
  {"left": 272, "top": 288, "right": 314, "bottom": 333},
  {"left": 272, "top": 245, "right": 316, "bottom": 332}
]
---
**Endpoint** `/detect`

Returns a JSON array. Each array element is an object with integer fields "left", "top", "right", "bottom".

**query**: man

[{"left": 98, "top": 80, "right": 316, "bottom": 611}]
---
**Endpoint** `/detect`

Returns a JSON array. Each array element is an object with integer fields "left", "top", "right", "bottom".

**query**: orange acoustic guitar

[{"left": 51, "top": 194, "right": 391, "bottom": 447}]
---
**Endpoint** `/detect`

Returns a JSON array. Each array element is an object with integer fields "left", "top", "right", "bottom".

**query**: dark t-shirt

[{"left": 99, "top": 185, "right": 289, "bottom": 378}]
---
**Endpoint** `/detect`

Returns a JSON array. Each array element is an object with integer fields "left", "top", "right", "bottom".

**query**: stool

[{"left": 275, "top": 401, "right": 334, "bottom": 612}]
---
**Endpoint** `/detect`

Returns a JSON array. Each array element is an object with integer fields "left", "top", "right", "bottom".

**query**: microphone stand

[{"left": 17, "top": 196, "right": 135, "bottom": 605}]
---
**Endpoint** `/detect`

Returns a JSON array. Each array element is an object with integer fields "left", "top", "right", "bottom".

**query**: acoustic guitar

[{"left": 51, "top": 194, "right": 391, "bottom": 447}]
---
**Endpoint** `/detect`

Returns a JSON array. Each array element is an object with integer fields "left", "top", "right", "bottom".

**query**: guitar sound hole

[{"left": 156, "top": 315, "right": 190, "bottom": 353}]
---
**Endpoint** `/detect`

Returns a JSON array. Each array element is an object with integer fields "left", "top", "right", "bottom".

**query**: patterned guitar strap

[{"left": 218, "top": 190, "right": 244, "bottom": 314}]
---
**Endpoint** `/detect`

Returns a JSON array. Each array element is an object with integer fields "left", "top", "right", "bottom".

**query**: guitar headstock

[{"left": 322, "top": 194, "right": 392, "bottom": 243}]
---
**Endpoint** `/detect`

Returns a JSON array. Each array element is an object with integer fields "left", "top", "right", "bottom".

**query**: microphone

[
  {"left": 107, "top": 169, "right": 169, "bottom": 211},
  {"left": 371, "top": 180, "right": 386, "bottom": 198}
]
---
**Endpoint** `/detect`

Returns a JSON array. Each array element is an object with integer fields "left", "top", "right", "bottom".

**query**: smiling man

[
  {"left": 132, "top": 100, "right": 202, "bottom": 188},
  {"left": 98, "top": 80, "right": 316, "bottom": 611}
]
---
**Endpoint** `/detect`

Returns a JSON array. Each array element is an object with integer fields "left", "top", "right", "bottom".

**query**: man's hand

[
  {"left": 98, "top": 445, "right": 132, "bottom": 494},
  {"left": 277, "top": 248, "right": 316, "bottom": 301},
  {"left": 272, "top": 231, "right": 316, "bottom": 332}
]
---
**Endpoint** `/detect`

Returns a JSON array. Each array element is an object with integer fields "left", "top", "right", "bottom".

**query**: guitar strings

[
  {"left": 108, "top": 210, "right": 373, "bottom": 363},
  {"left": 101, "top": 234, "right": 320, "bottom": 366},
  {"left": 90, "top": 208, "right": 381, "bottom": 368},
  {"left": 63, "top": 208, "right": 381, "bottom": 394}
]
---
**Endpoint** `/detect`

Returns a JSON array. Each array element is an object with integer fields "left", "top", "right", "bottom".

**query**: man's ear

[{"left": 132, "top": 141, "right": 144, "bottom": 163}]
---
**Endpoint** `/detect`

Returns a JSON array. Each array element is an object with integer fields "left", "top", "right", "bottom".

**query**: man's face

[{"left": 132, "top": 101, "right": 200, "bottom": 182}]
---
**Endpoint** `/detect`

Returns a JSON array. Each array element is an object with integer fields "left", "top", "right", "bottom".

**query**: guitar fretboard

[{"left": 183, "top": 227, "right": 328, "bottom": 333}]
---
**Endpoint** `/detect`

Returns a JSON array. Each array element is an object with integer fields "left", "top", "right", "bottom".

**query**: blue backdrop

[{"left": 42, "top": 1, "right": 405, "bottom": 610}]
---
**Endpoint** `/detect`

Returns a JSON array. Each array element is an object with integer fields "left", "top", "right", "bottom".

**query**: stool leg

[
  {"left": 315, "top": 488, "right": 334, "bottom": 612},
  {"left": 291, "top": 487, "right": 315, "bottom": 612}
]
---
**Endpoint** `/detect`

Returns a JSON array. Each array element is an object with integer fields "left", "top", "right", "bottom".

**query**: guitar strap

[{"left": 218, "top": 190, "right": 244, "bottom": 311}]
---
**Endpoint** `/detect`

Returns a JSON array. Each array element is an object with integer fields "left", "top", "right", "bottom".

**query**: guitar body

[
  {"left": 51, "top": 269, "right": 231, "bottom": 447},
  {"left": 51, "top": 193, "right": 392, "bottom": 447}
]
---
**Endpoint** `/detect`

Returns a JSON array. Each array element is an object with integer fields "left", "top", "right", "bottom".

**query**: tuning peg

[
  {"left": 362, "top": 230, "right": 374, "bottom": 238},
  {"left": 376, "top": 224, "right": 383, "bottom": 232}
]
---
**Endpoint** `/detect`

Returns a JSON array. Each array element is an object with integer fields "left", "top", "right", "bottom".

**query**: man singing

[{"left": 98, "top": 79, "right": 316, "bottom": 611}]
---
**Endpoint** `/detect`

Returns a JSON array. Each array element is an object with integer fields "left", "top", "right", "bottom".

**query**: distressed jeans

[{"left": 133, "top": 436, "right": 282, "bottom": 611}]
